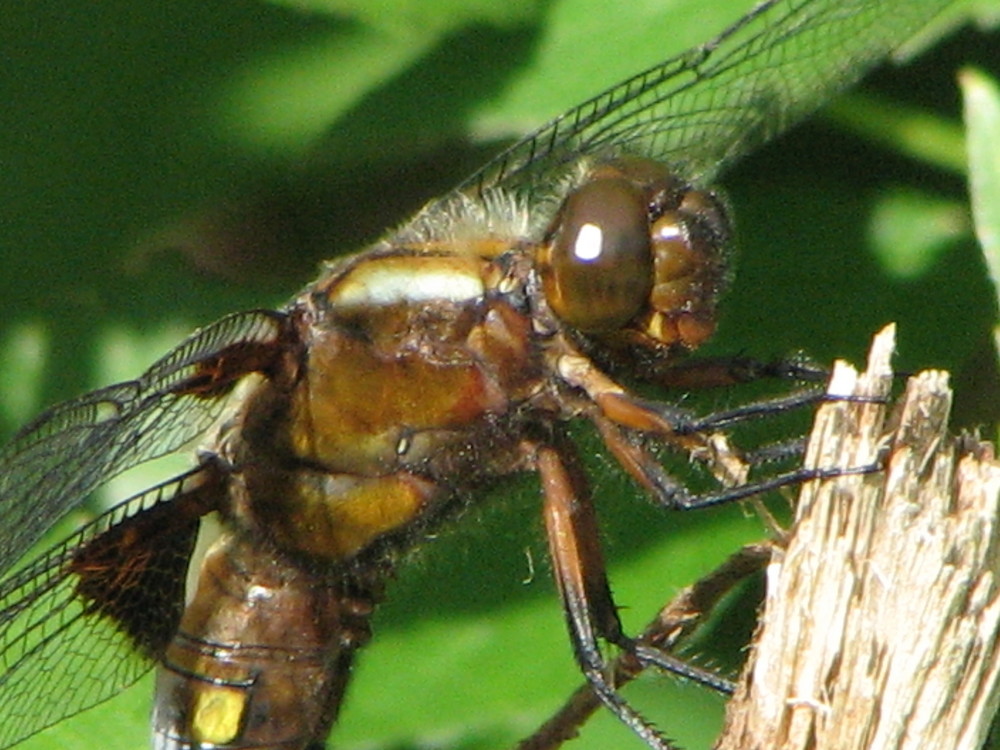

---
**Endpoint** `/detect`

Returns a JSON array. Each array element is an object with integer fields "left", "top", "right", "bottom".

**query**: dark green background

[{"left": 2, "top": 0, "right": 998, "bottom": 748}]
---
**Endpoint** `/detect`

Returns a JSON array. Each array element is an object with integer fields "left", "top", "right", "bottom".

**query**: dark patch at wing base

[
  {"left": 0, "top": 466, "right": 223, "bottom": 749},
  {"left": 70, "top": 466, "right": 224, "bottom": 660}
]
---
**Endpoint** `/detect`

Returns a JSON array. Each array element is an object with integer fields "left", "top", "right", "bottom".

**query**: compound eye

[{"left": 542, "top": 177, "right": 653, "bottom": 333}]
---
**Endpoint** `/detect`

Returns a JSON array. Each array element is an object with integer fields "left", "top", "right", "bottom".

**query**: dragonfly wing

[{"left": 0, "top": 309, "right": 287, "bottom": 573}]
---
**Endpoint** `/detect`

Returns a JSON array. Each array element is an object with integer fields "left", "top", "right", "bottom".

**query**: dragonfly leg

[
  {"left": 594, "top": 410, "right": 880, "bottom": 512},
  {"left": 517, "top": 544, "right": 770, "bottom": 750},
  {"left": 646, "top": 353, "right": 830, "bottom": 390},
  {"left": 534, "top": 437, "right": 681, "bottom": 750}
]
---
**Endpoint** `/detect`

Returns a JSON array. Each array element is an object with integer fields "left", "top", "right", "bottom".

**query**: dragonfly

[{"left": 0, "top": 0, "right": 957, "bottom": 748}]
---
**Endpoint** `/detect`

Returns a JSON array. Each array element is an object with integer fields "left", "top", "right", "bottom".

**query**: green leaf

[
  {"left": 961, "top": 67, "right": 1000, "bottom": 318},
  {"left": 469, "top": 0, "right": 755, "bottom": 140},
  {"left": 960, "top": 66, "right": 1000, "bottom": 433},
  {"left": 868, "top": 188, "right": 969, "bottom": 278},
  {"left": 825, "top": 93, "right": 968, "bottom": 175},
  {"left": 264, "top": 0, "right": 541, "bottom": 33}
]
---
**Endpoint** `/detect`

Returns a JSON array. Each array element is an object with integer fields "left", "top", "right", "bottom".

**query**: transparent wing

[
  {"left": 0, "top": 467, "right": 221, "bottom": 749},
  {"left": 0, "top": 309, "right": 286, "bottom": 574},
  {"left": 424, "top": 0, "right": 952, "bottom": 219}
]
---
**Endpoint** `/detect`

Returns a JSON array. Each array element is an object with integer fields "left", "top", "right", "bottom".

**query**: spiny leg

[
  {"left": 557, "top": 351, "right": 883, "bottom": 508},
  {"left": 645, "top": 353, "right": 831, "bottom": 391},
  {"left": 517, "top": 543, "right": 772, "bottom": 750},
  {"left": 534, "top": 437, "right": 679, "bottom": 750},
  {"left": 594, "top": 409, "right": 879, "bottom": 512},
  {"left": 535, "top": 350, "right": 882, "bottom": 749}
]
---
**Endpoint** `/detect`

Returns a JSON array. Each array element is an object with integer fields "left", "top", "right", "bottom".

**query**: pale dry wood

[{"left": 716, "top": 325, "right": 1000, "bottom": 750}]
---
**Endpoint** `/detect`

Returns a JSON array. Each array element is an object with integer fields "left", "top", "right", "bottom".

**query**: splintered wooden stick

[{"left": 716, "top": 324, "right": 1000, "bottom": 750}]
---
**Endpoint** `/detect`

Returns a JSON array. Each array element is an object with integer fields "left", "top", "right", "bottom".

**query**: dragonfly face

[{"left": 0, "top": 1, "right": 958, "bottom": 748}]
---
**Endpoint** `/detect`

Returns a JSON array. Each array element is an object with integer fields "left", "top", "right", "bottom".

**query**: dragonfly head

[{"left": 539, "top": 157, "right": 731, "bottom": 354}]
